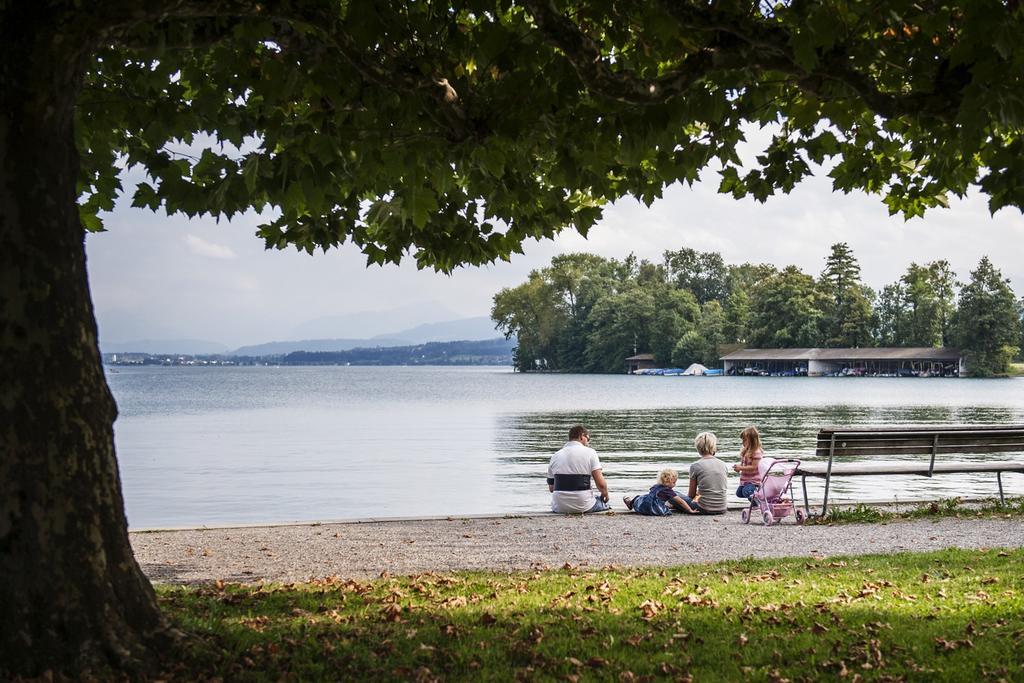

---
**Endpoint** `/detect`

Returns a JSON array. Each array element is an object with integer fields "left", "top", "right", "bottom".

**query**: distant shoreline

[{"left": 103, "top": 338, "right": 515, "bottom": 367}]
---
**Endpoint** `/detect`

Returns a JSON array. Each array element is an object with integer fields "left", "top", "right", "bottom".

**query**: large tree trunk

[{"left": 0, "top": 7, "right": 172, "bottom": 676}]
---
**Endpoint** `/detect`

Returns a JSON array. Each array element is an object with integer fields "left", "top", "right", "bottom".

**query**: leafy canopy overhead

[{"left": 79, "top": 0, "right": 1024, "bottom": 272}]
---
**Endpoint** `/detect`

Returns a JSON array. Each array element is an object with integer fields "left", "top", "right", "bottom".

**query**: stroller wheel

[
  {"left": 762, "top": 509, "right": 774, "bottom": 526},
  {"left": 741, "top": 508, "right": 750, "bottom": 524},
  {"left": 795, "top": 509, "right": 806, "bottom": 525}
]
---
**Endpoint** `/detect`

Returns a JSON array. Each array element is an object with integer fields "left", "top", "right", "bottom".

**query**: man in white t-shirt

[{"left": 547, "top": 425, "right": 610, "bottom": 513}]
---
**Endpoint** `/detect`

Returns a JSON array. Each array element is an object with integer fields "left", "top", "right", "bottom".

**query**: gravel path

[{"left": 131, "top": 512, "right": 1024, "bottom": 584}]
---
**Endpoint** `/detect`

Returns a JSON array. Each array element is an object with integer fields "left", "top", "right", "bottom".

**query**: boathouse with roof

[
  {"left": 720, "top": 347, "right": 965, "bottom": 377},
  {"left": 625, "top": 353, "right": 657, "bottom": 374}
]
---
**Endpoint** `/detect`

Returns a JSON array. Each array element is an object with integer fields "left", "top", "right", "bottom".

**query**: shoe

[{"left": 623, "top": 496, "right": 634, "bottom": 510}]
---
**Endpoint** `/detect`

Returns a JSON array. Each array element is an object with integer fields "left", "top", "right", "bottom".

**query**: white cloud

[
  {"left": 230, "top": 274, "right": 260, "bottom": 292},
  {"left": 184, "top": 233, "right": 237, "bottom": 260}
]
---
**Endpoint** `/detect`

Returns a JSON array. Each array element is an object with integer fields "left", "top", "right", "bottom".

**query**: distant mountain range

[
  {"left": 289, "top": 301, "right": 461, "bottom": 339},
  {"left": 230, "top": 317, "right": 500, "bottom": 356},
  {"left": 101, "top": 315, "right": 504, "bottom": 356},
  {"left": 370, "top": 316, "right": 499, "bottom": 343}
]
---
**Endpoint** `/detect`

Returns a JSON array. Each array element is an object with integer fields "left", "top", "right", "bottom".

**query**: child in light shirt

[{"left": 733, "top": 426, "right": 765, "bottom": 506}]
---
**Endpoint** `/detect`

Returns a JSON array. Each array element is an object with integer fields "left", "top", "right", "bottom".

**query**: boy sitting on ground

[{"left": 623, "top": 468, "right": 699, "bottom": 515}]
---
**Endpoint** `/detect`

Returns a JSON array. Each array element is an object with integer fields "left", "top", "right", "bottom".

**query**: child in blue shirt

[{"left": 623, "top": 468, "right": 699, "bottom": 515}]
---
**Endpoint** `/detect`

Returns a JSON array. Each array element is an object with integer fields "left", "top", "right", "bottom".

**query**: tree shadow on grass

[
  {"left": 141, "top": 561, "right": 259, "bottom": 586},
  {"left": 157, "top": 549, "right": 1024, "bottom": 682}
]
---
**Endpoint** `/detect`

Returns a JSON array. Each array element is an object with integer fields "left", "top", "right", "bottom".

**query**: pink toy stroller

[{"left": 740, "top": 457, "right": 806, "bottom": 526}]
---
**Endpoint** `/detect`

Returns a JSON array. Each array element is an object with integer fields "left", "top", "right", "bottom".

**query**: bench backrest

[{"left": 816, "top": 425, "right": 1024, "bottom": 458}]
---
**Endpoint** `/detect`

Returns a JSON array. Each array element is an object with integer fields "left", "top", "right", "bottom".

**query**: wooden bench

[{"left": 795, "top": 425, "right": 1024, "bottom": 516}]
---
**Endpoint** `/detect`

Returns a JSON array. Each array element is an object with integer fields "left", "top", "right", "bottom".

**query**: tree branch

[
  {"left": 112, "top": 17, "right": 245, "bottom": 51},
  {"left": 523, "top": 0, "right": 963, "bottom": 122},
  {"left": 82, "top": 0, "right": 475, "bottom": 142},
  {"left": 271, "top": 23, "right": 474, "bottom": 142},
  {"left": 656, "top": 3, "right": 962, "bottom": 121},
  {"left": 522, "top": 0, "right": 713, "bottom": 105}
]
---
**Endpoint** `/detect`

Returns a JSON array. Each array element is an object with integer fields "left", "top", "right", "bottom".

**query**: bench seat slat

[
  {"left": 819, "top": 425, "right": 1024, "bottom": 435},
  {"left": 814, "top": 427, "right": 1024, "bottom": 458},
  {"left": 797, "top": 461, "right": 1024, "bottom": 477},
  {"left": 815, "top": 444, "right": 1024, "bottom": 457}
]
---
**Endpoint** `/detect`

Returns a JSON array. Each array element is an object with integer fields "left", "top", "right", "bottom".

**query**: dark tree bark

[{"left": 0, "top": 5, "right": 173, "bottom": 676}]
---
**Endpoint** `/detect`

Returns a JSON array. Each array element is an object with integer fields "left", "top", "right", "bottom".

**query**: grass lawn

[
  {"left": 1008, "top": 362, "right": 1024, "bottom": 378},
  {"left": 157, "top": 547, "right": 1024, "bottom": 682},
  {"left": 808, "top": 497, "right": 1024, "bottom": 526}
]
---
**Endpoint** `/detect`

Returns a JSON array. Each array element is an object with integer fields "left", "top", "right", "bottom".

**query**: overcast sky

[{"left": 86, "top": 161, "right": 1024, "bottom": 349}]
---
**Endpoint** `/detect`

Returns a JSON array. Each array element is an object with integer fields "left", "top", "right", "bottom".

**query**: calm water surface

[{"left": 107, "top": 366, "right": 1024, "bottom": 528}]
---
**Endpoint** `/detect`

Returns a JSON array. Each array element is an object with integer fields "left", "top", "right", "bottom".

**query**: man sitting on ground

[{"left": 547, "top": 425, "right": 610, "bottom": 513}]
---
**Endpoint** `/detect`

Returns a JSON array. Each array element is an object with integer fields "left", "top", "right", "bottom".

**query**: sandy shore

[{"left": 131, "top": 512, "right": 1024, "bottom": 584}]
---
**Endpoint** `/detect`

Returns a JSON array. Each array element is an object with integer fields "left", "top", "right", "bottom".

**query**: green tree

[
  {"left": 698, "top": 300, "right": 728, "bottom": 367},
  {"left": 492, "top": 273, "right": 567, "bottom": 371},
  {"left": 492, "top": 252, "right": 624, "bottom": 371},
  {"left": 841, "top": 285, "right": 878, "bottom": 347},
  {"left": 649, "top": 287, "right": 701, "bottom": 366},
  {"left": 905, "top": 264, "right": 942, "bottom": 348},
  {"left": 663, "top": 294, "right": 720, "bottom": 368},
  {"left": 749, "top": 266, "right": 829, "bottom": 348},
  {"left": 723, "top": 263, "right": 778, "bottom": 343},
  {"left": 671, "top": 330, "right": 706, "bottom": 369},
  {"left": 875, "top": 281, "right": 909, "bottom": 346},
  {"left": 544, "top": 253, "right": 622, "bottom": 368},
  {"left": 927, "top": 260, "right": 959, "bottom": 345},
  {"left": 10, "top": 0, "right": 1024, "bottom": 674},
  {"left": 954, "top": 257, "right": 1021, "bottom": 376},
  {"left": 546, "top": 253, "right": 613, "bottom": 322},
  {"left": 820, "top": 243, "right": 874, "bottom": 346},
  {"left": 662, "top": 247, "right": 729, "bottom": 304},
  {"left": 583, "top": 286, "right": 656, "bottom": 373},
  {"left": 1019, "top": 298, "right": 1024, "bottom": 361},
  {"left": 723, "top": 287, "right": 751, "bottom": 344}
]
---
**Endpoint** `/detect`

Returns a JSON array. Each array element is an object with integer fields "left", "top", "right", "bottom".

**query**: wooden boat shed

[
  {"left": 720, "top": 347, "right": 965, "bottom": 377},
  {"left": 625, "top": 353, "right": 657, "bottom": 374}
]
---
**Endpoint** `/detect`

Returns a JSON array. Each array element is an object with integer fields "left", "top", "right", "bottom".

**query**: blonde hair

[
  {"left": 740, "top": 426, "right": 762, "bottom": 459},
  {"left": 694, "top": 431, "right": 717, "bottom": 456},
  {"left": 658, "top": 468, "right": 678, "bottom": 486}
]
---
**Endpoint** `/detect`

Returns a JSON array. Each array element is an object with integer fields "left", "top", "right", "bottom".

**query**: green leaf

[
  {"left": 131, "top": 182, "right": 161, "bottom": 210},
  {"left": 80, "top": 210, "right": 105, "bottom": 233},
  {"left": 403, "top": 184, "right": 438, "bottom": 229},
  {"left": 477, "top": 147, "right": 507, "bottom": 178},
  {"left": 789, "top": 31, "right": 818, "bottom": 71}
]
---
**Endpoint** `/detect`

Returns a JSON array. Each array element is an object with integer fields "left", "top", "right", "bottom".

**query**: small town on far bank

[{"left": 103, "top": 338, "right": 517, "bottom": 367}]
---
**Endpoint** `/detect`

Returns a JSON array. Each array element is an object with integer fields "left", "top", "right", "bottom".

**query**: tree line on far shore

[{"left": 491, "top": 244, "right": 1023, "bottom": 377}]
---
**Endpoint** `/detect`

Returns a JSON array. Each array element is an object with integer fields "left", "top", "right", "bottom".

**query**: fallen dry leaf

[{"left": 639, "top": 599, "right": 664, "bottom": 620}]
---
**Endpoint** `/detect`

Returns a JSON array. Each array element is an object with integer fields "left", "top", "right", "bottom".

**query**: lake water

[{"left": 107, "top": 365, "right": 1024, "bottom": 529}]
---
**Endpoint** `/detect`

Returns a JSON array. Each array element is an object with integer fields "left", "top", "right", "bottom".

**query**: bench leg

[
  {"left": 997, "top": 472, "right": 1005, "bottom": 506},
  {"left": 821, "top": 436, "right": 836, "bottom": 517},
  {"left": 821, "top": 473, "right": 832, "bottom": 517},
  {"left": 801, "top": 475, "right": 810, "bottom": 517}
]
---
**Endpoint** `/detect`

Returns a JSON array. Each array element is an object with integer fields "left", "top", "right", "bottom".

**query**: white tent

[{"left": 682, "top": 363, "right": 708, "bottom": 376}]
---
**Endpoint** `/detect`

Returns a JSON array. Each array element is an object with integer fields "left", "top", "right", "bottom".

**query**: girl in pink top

[{"left": 733, "top": 426, "right": 764, "bottom": 505}]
